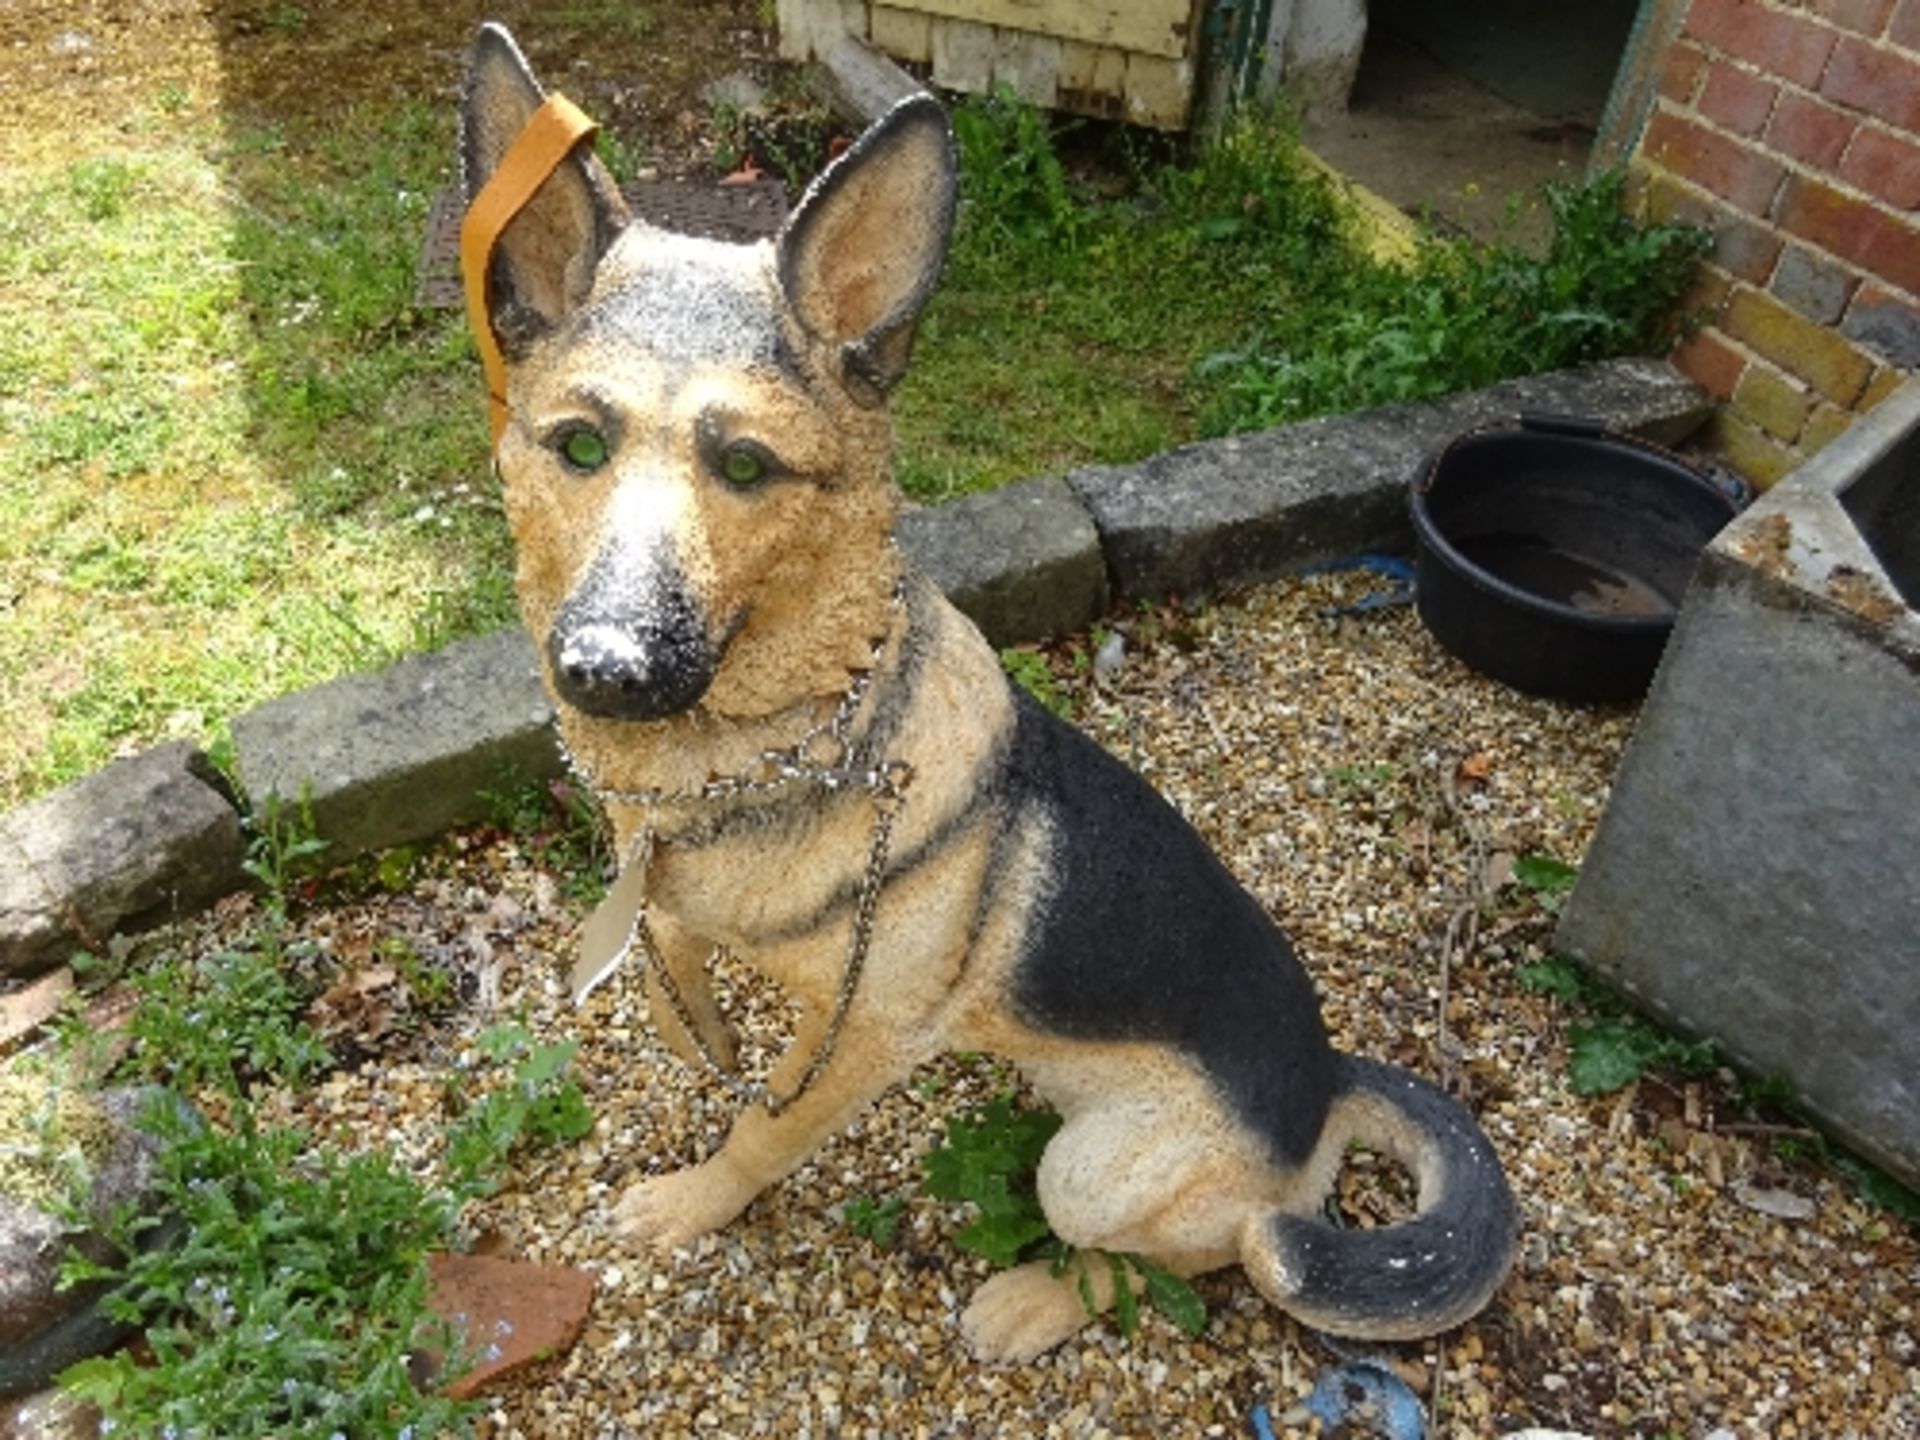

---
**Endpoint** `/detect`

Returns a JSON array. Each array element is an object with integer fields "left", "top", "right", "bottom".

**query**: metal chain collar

[{"left": 557, "top": 582, "right": 912, "bottom": 1117}]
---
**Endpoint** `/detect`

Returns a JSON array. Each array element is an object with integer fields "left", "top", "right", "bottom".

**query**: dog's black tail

[{"left": 1241, "top": 1053, "right": 1517, "bottom": 1340}]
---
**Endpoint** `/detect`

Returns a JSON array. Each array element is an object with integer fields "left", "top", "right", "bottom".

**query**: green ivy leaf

[
  {"left": 1513, "top": 852, "right": 1578, "bottom": 906},
  {"left": 1002, "top": 1103, "right": 1064, "bottom": 1168},
  {"left": 919, "top": 1143, "right": 967, "bottom": 1201},
  {"left": 1108, "top": 1252, "right": 1138, "bottom": 1337},
  {"left": 1568, "top": 1020, "right": 1653, "bottom": 1095},
  {"left": 1516, "top": 958, "right": 1586, "bottom": 1001},
  {"left": 920, "top": 1095, "right": 1215, "bottom": 1341},
  {"left": 1130, "top": 1255, "right": 1207, "bottom": 1336},
  {"left": 956, "top": 1211, "right": 1053, "bottom": 1268},
  {"left": 528, "top": 1085, "right": 594, "bottom": 1144}
]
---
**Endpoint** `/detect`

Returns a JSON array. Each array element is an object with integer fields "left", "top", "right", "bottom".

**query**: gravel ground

[{"left": 186, "top": 571, "right": 1917, "bottom": 1435}]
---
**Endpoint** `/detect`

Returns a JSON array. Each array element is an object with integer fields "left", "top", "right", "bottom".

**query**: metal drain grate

[{"left": 415, "top": 177, "right": 790, "bottom": 309}]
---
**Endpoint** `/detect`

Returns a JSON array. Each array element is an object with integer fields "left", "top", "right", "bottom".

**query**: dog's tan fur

[{"left": 462, "top": 23, "right": 1516, "bottom": 1361}]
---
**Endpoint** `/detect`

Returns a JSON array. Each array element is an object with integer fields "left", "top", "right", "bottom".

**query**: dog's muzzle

[{"left": 546, "top": 574, "right": 717, "bottom": 721}]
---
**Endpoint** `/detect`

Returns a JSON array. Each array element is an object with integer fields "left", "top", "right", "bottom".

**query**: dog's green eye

[
  {"left": 559, "top": 427, "right": 609, "bottom": 473},
  {"left": 719, "top": 443, "right": 767, "bottom": 488}
]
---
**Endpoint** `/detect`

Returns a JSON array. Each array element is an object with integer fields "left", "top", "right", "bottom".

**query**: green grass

[
  {"left": 0, "top": 105, "right": 515, "bottom": 807},
  {"left": 893, "top": 100, "right": 1313, "bottom": 499},
  {"left": 2, "top": 84, "right": 1705, "bottom": 807}
]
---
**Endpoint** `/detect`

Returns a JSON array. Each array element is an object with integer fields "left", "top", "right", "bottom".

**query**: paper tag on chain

[{"left": 572, "top": 859, "right": 651, "bottom": 1005}]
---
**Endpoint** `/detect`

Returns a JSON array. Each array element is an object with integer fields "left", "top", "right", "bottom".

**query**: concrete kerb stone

[
  {"left": 1069, "top": 357, "right": 1713, "bottom": 602},
  {"left": 1, "top": 742, "right": 244, "bottom": 981},
  {"left": 229, "top": 627, "right": 560, "bottom": 866},
  {"left": 894, "top": 474, "right": 1109, "bottom": 645},
  {"left": 2, "top": 358, "right": 1712, "bottom": 972},
  {"left": 214, "top": 358, "right": 1713, "bottom": 870}
]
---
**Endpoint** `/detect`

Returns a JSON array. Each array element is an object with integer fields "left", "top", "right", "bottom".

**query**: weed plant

[
  {"left": 894, "top": 93, "right": 1708, "bottom": 499},
  {"left": 915, "top": 1094, "right": 1207, "bottom": 1341},
  {"left": 443, "top": 1023, "right": 596, "bottom": 1194},
  {"left": 60, "top": 1104, "right": 473, "bottom": 1439},
  {"left": 481, "top": 768, "right": 611, "bottom": 905},
  {"left": 1198, "top": 169, "right": 1711, "bottom": 431},
  {"left": 49, "top": 825, "right": 594, "bottom": 1437}
]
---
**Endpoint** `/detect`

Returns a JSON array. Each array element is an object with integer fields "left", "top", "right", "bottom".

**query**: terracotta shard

[{"left": 423, "top": 1252, "right": 597, "bottom": 1400}]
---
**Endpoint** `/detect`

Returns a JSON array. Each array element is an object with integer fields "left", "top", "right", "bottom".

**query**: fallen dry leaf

[{"left": 1456, "top": 751, "right": 1494, "bottom": 784}]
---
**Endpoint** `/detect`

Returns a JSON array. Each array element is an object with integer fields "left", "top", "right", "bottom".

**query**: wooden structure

[{"left": 778, "top": 0, "right": 1212, "bottom": 130}]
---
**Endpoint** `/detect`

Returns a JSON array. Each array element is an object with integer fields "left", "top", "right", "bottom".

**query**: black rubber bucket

[{"left": 1409, "top": 414, "right": 1742, "bottom": 704}]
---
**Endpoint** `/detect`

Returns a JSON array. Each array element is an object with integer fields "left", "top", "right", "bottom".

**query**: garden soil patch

[{"left": 1, "top": 1, "right": 778, "bottom": 177}]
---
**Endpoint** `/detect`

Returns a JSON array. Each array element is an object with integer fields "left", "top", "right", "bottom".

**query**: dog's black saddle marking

[{"left": 1003, "top": 688, "right": 1338, "bottom": 1171}]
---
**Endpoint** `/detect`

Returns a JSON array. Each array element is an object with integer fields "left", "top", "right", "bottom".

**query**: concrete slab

[
  {"left": 230, "top": 628, "right": 560, "bottom": 864},
  {"left": 1302, "top": 32, "right": 1597, "bottom": 250},
  {"left": 1557, "top": 381, "right": 1920, "bottom": 1188}
]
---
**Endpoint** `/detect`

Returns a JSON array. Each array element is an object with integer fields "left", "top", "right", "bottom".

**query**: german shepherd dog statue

[{"left": 459, "top": 22, "right": 1515, "bottom": 1361}]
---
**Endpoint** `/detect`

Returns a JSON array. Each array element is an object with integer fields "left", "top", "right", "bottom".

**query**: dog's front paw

[
  {"left": 959, "top": 1261, "right": 1097, "bottom": 1363},
  {"left": 611, "top": 1163, "right": 754, "bottom": 1252}
]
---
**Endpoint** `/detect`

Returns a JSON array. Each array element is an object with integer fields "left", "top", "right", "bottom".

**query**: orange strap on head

[{"left": 460, "top": 93, "right": 598, "bottom": 449}]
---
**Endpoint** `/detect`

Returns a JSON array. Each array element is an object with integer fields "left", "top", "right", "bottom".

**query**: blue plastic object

[
  {"left": 1304, "top": 1360, "right": 1426, "bottom": 1439},
  {"left": 1313, "top": 553, "right": 1418, "bottom": 616}
]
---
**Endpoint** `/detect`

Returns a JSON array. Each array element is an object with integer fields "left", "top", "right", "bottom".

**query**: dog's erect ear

[
  {"left": 777, "top": 94, "right": 957, "bottom": 408},
  {"left": 459, "top": 23, "right": 628, "bottom": 350}
]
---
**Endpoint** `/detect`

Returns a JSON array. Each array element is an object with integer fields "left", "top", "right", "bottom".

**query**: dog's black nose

[
  {"left": 546, "top": 539, "right": 719, "bottom": 721},
  {"left": 547, "top": 616, "right": 714, "bottom": 721}
]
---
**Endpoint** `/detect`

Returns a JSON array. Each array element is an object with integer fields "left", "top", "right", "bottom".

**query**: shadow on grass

[{"left": 0, "top": 2, "right": 765, "bottom": 802}]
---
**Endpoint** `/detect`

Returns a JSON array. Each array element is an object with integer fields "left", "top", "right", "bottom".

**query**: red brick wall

[{"left": 1633, "top": 0, "right": 1919, "bottom": 484}]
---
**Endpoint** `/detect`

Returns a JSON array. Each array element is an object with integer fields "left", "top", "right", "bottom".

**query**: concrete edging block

[
  {"left": 0, "top": 741, "right": 245, "bottom": 980},
  {"left": 230, "top": 627, "right": 560, "bottom": 864},
  {"left": 1069, "top": 357, "right": 1711, "bottom": 600},
  {"left": 894, "top": 474, "right": 1110, "bottom": 646}
]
